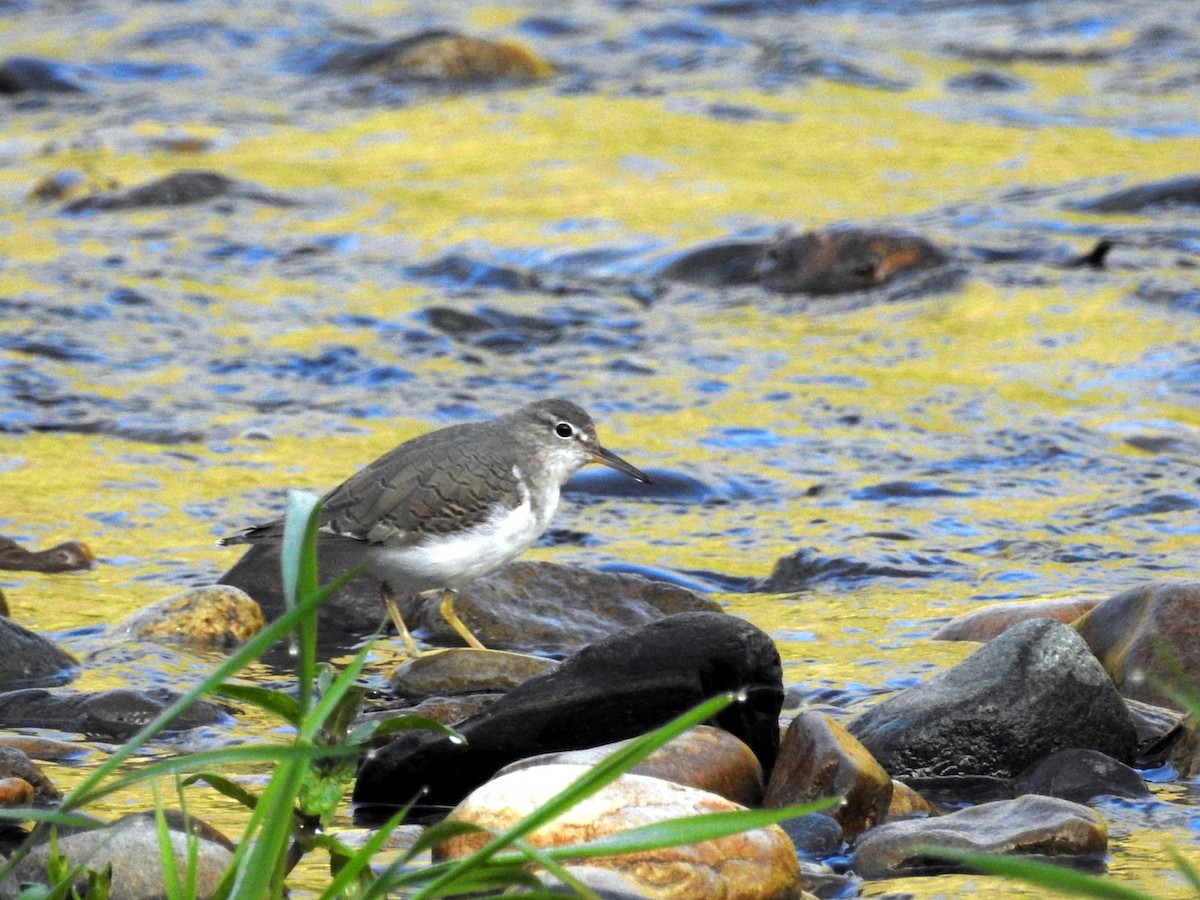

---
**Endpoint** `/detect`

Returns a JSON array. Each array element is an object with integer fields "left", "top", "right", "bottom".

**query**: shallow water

[{"left": 1, "top": 0, "right": 1199, "bottom": 895}]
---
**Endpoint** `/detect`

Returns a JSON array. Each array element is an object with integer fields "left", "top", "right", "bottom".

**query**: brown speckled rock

[
  {"left": 112, "top": 585, "right": 265, "bottom": 650},
  {"left": 437, "top": 764, "right": 802, "bottom": 900}
]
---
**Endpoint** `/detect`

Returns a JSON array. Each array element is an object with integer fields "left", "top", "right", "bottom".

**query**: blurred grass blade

[
  {"left": 214, "top": 682, "right": 302, "bottom": 726},
  {"left": 920, "top": 846, "right": 1158, "bottom": 900}
]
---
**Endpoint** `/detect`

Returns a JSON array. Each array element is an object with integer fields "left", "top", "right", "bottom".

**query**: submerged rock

[
  {"left": 932, "top": 596, "right": 1100, "bottom": 642},
  {"left": 1076, "top": 175, "right": 1200, "bottom": 213},
  {"left": 0, "top": 535, "right": 94, "bottom": 572},
  {"left": 850, "top": 794, "right": 1107, "bottom": 879},
  {"left": 0, "top": 687, "right": 226, "bottom": 740},
  {"left": 63, "top": 170, "right": 295, "bottom": 213},
  {"left": 316, "top": 30, "right": 553, "bottom": 81},
  {"left": 847, "top": 619, "right": 1137, "bottom": 778},
  {"left": 0, "top": 618, "right": 78, "bottom": 690},
  {"left": 436, "top": 765, "right": 802, "bottom": 900},
  {"left": 111, "top": 585, "right": 265, "bottom": 650},
  {"left": 657, "top": 228, "right": 951, "bottom": 296},
  {"left": 352, "top": 611, "right": 782, "bottom": 818},
  {"left": 0, "top": 56, "right": 87, "bottom": 93}
]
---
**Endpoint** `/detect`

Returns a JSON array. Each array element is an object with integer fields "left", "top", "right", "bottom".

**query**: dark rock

[
  {"left": 779, "top": 812, "right": 844, "bottom": 859},
  {"left": 847, "top": 619, "right": 1138, "bottom": 778},
  {"left": 1072, "top": 580, "right": 1200, "bottom": 710},
  {"left": 0, "top": 535, "right": 94, "bottom": 572},
  {"left": 402, "top": 561, "right": 723, "bottom": 655},
  {"left": 850, "top": 794, "right": 1107, "bottom": 879},
  {"left": 0, "top": 56, "right": 87, "bottom": 93},
  {"left": 0, "top": 687, "right": 226, "bottom": 740},
  {"left": 1015, "top": 748, "right": 1149, "bottom": 803},
  {"left": 754, "top": 546, "right": 933, "bottom": 591},
  {"left": 658, "top": 228, "right": 950, "bottom": 296},
  {"left": 0, "top": 617, "right": 78, "bottom": 690},
  {"left": 1076, "top": 175, "right": 1200, "bottom": 213},
  {"left": 62, "top": 170, "right": 295, "bottom": 213},
  {"left": 352, "top": 611, "right": 783, "bottom": 819}
]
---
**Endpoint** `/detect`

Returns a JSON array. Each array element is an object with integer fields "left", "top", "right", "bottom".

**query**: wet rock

[
  {"left": 764, "top": 710, "right": 892, "bottom": 840},
  {"left": 12, "top": 811, "right": 234, "bottom": 900},
  {"left": 0, "top": 617, "right": 78, "bottom": 690},
  {"left": 28, "top": 169, "right": 89, "bottom": 203},
  {"left": 356, "top": 693, "right": 499, "bottom": 736},
  {"left": 1165, "top": 715, "right": 1200, "bottom": 779},
  {"left": 0, "top": 777, "right": 34, "bottom": 807},
  {"left": 0, "top": 733, "right": 89, "bottom": 762},
  {"left": 388, "top": 647, "right": 558, "bottom": 701},
  {"left": 0, "top": 535, "right": 94, "bottom": 572},
  {"left": 946, "top": 68, "right": 1026, "bottom": 92},
  {"left": 1076, "top": 175, "right": 1200, "bottom": 213},
  {"left": 1014, "top": 748, "right": 1148, "bottom": 803},
  {"left": 0, "top": 56, "right": 87, "bottom": 93},
  {"left": 316, "top": 30, "right": 553, "bottom": 81},
  {"left": 657, "top": 228, "right": 950, "bottom": 296},
  {"left": 886, "top": 780, "right": 932, "bottom": 820},
  {"left": 847, "top": 619, "right": 1137, "bottom": 778},
  {"left": 352, "top": 612, "right": 783, "bottom": 818},
  {"left": 436, "top": 764, "right": 802, "bottom": 900},
  {"left": 850, "top": 794, "right": 1107, "bottom": 879},
  {"left": 0, "top": 745, "right": 60, "bottom": 805},
  {"left": 498, "top": 725, "right": 765, "bottom": 807},
  {"left": 111, "top": 585, "right": 265, "bottom": 650},
  {"left": 779, "top": 812, "right": 843, "bottom": 859},
  {"left": 62, "top": 169, "right": 295, "bottom": 213},
  {"left": 402, "top": 561, "right": 723, "bottom": 654},
  {"left": 0, "top": 687, "right": 226, "bottom": 740},
  {"left": 753, "top": 546, "right": 932, "bottom": 592},
  {"left": 1072, "top": 580, "right": 1200, "bottom": 710},
  {"left": 932, "top": 596, "right": 1100, "bottom": 642}
]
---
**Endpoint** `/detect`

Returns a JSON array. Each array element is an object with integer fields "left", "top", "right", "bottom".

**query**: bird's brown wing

[{"left": 318, "top": 428, "right": 527, "bottom": 546}]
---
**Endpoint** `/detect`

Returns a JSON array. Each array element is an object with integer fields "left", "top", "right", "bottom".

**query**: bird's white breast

[{"left": 366, "top": 466, "right": 559, "bottom": 592}]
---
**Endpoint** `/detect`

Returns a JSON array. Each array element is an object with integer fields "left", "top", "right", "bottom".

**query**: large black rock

[
  {"left": 848, "top": 618, "right": 1137, "bottom": 779},
  {"left": 352, "top": 611, "right": 783, "bottom": 819}
]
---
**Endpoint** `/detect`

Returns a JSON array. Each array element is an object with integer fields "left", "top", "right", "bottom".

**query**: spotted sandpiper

[{"left": 219, "top": 399, "right": 651, "bottom": 650}]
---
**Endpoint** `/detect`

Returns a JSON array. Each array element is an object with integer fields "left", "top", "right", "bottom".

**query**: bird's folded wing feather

[{"left": 320, "top": 436, "right": 525, "bottom": 546}]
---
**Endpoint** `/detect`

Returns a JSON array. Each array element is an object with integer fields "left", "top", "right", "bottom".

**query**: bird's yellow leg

[
  {"left": 439, "top": 589, "right": 486, "bottom": 650},
  {"left": 380, "top": 582, "right": 421, "bottom": 657}
]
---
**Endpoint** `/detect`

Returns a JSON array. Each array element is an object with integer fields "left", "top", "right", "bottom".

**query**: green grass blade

[
  {"left": 213, "top": 682, "right": 302, "bottom": 726},
  {"left": 1164, "top": 846, "right": 1200, "bottom": 893},
  {"left": 281, "top": 489, "right": 322, "bottom": 716},
  {"left": 408, "top": 692, "right": 736, "bottom": 899},
  {"left": 920, "top": 847, "right": 1159, "bottom": 900}
]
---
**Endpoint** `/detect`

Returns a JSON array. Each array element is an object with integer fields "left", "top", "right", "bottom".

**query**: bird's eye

[{"left": 555, "top": 422, "right": 574, "bottom": 439}]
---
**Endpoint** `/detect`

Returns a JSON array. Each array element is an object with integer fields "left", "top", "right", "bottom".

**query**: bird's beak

[{"left": 590, "top": 445, "right": 653, "bottom": 484}]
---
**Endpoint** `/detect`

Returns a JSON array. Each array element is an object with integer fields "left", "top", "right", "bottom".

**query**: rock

[
  {"left": 1076, "top": 175, "right": 1200, "bottom": 213},
  {"left": 498, "top": 725, "right": 765, "bottom": 807},
  {"left": 764, "top": 710, "right": 892, "bottom": 840},
  {"left": 0, "top": 535, "right": 94, "bottom": 572},
  {"left": 0, "top": 687, "right": 227, "bottom": 740},
  {"left": 317, "top": 30, "right": 553, "bottom": 81},
  {"left": 932, "top": 596, "right": 1100, "bottom": 642},
  {"left": 0, "top": 733, "right": 89, "bottom": 762},
  {"left": 62, "top": 170, "right": 295, "bottom": 213},
  {"left": 657, "top": 228, "right": 950, "bottom": 296},
  {"left": 221, "top": 549, "right": 719, "bottom": 652},
  {"left": 0, "top": 56, "right": 87, "bottom": 93},
  {"left": 356, "top": 693, "right": 499, "bottom": 734},
  {"left": 12, "top": 811, "right": 234, "bottom": 900},
  {"left": 352, "top": 612, "right": 783, "bottom": 817},
  {"left": 0, "top": 745, "right": 59, "bottom": 804},
  {"left": 1014, "top": 748, "right": 1148, "bottom": 803},
  {"left": 1072, "top": 580, "right": 1200, "bottom": 710},
  {"left": 110, "top": 585, "right": 265, "bottom": 650},
  {"left": 389, "top": 647, "right": 558, "bottom": 700},
  {"left": 778, "top": 813, "right": 844, "bottom": 859},
  {"left": 885, "top": 780, "right": 932, "bottom": 820},
  {"left": 847, "top": 619, "right": 1137, "bottom": 778},
  {"left": 0, "top": 617, "right": 78, "bottom": 690},
  {"left": 403, "top": 562, "right": 722, "bottom": 654},
  {"left": 1165, "top": 715, "right": 1200, "bottom": 779},
  {"left": 436, "top": 764, "right": 802, "bottom": 900},
  {"left": 850, "top": 794, "right": 1107, "bottom": 879},
  {"left": 0, "top": 777, "right": 34, "bottom": 806}
]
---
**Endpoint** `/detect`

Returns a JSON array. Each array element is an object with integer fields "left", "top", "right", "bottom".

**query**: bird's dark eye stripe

[{"left": 555, "top": 422, "right": 574, "bottom": 438}]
